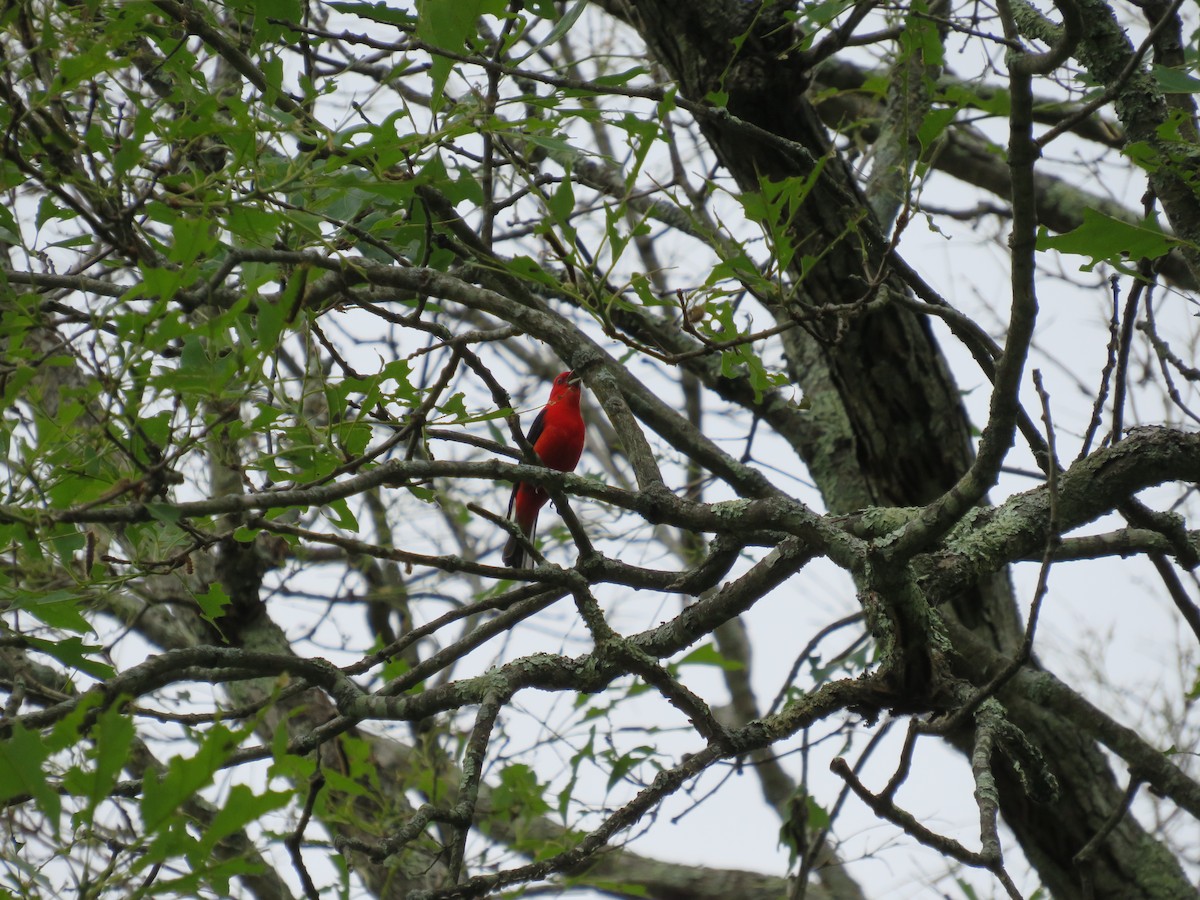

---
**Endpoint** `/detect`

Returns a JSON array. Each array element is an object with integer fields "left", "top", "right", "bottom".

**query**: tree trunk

[{"left": 614, "top": 0, "right": 1193, "bottom": 895}]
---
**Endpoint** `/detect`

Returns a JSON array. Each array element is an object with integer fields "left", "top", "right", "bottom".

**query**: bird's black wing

[{"left": 506, "top": 406, "right": 549, "bottom": 517}]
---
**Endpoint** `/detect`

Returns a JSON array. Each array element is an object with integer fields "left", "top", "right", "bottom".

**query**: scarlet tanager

[{"left": 502, "top": 371, "right": 585, "bottom": 568}]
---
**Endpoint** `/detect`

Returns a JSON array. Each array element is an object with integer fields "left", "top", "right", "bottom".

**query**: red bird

[{"left": 502, "top": 371, "right": 585, "bottom": 568}]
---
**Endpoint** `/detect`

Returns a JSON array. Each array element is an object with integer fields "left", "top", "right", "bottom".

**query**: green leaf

[
  {"left": 898, "top": 0, "right": 945, "bottom": 68},
  {"left": 416, "top": 0, "right": 504, "bottom": 111},
  {"left": 443, "top": 405, "right": 513, "bottom": 425},
  {"left": 321, "top": 766, "right": 369, "bottom": 799},
  {"left": 557, "top": 725, "right": 595, "bottom": 822},
  {"left": 795, "top": 0, "right": 853, "bottom": 29},
  {"left": 322, "top": 498, "right": 360, "bottom": 531},
  {"left": 493, "top": 763, "right": 551, "bottom": 818},
  {"left": 1152, "top": 64, "right": 1200, "bottom": 94},
  {"left": 515, "top": 131, "right": 578, "bottom": 155},
  {"left": 196, "top": 784, "right": 290, "bottom": 859},
  {"left": 47, "top": 691, "right": 104, "bottom": 754},
  {"left": 141, "top": 723, "right": 248, "bottom": 833},
  {"left": 255, "top": 0, "right": 302, "bottom": 24},
  {"left": 514, "top": 0, "right": 587, "bottom": 62},
  {"left": 917, "top": 107, "right": 957, "bottom": 156},
  {"left": 941, "top": 84, "right": 1010, "bottom": 117},
  {"left": 4, "top": 587, "right": 92, "bottom": 633},
  {"left": 227, "top": 204, "right": 281, "bottom": 248},
  {"left": 0, "top": 203, "right": 21, "bottom": 243},
  {"left": 546, "top": 174, "right": 576, "bottom": 232},
  {"left": 130, "top": 265, "right": 187, "bottom": 304},
  {"left": 605, "top": 746, "right": 654, "bottom": 792},
  {"left": 62, "top": 704, "right": 135, "bottom": 823},
  {"left": 326, "top": 1, "right": 417, "bottom": 26},
  {"left": 134, "top": 410, "right": 174, "bottom": 452},
  {"left": 195, "top": 583, "right": 231, "bottom": 626},
  {"left": 676, "top": 643, "right": 744, "bottom": 671},
  {"left": 594, "top": 66, "right": 648, "bottom": 87},
  {"left": 335, "top": 419, "right": 373, "bottom": 457},
  {"left": 269, "top": 712, "right": 317, "bottom": 782},
  {"left": 707, "top": 250, "right": 761, "bottom": 286},
  {"left": 614, "top": 112, "right": 659, "bottom": 189},
  {"left": 169, "top": 215, "right": 219, "bottom": 266},
  {"left": 1037, "top": 208, "right": 1181, "bottom": 272},
  {"left": 0, "top": 725, "right": 59, "bottom": 830},
  {"left": 259, "top": 55, "right": 288, "bottom": 105},
  {"left": 1122, "top": 140, "right": 1162, "bottom": 173},
  {"left": 233, "top": 525, "right": 260, "bottom": 543},
  {"left": 166, "top": 334, "right": 241, "bottom": 396},
  {"left": 439, "top": 391, "right": 469, "bottom": 421},
  {"left": 55, "top": 40, "right": 118, "bottom": 89},
  {"left": 803, "top": 794, "right": 830, "bottom": 829},
  {"left": 506, "top": 254, "right": 565, "bottom": 289},
  {"left": 92, "top": 706, "right": 135, "bottom": 804},
  {"left": 23, "top": 636, "right": 114, "bottom": 680},
  {"left": 145, "top": 502, "right": 183, "bottom": 524},
  {"left": 35, "top": 196, "right": 75, "bottom": 230},
  {"left": 139, "top": 817, "right": 197, "bottom": 872}
]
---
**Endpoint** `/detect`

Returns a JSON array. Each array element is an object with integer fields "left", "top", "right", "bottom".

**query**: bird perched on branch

[{"left": 502, "top": 371, "right": 585, "bottom": 568}]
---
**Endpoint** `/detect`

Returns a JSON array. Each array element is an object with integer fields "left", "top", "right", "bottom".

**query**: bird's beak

[{"left": 567, "top": 371, "right": 583, "bottom": 386}]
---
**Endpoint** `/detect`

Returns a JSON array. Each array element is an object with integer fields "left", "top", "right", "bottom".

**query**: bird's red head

[{"left": 550, "top": 370, "right": 582, "bottom": 397}]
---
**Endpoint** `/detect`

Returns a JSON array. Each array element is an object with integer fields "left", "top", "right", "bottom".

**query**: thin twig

[
  {"left": 1138, "top": 302, "right": 1200, "bottom": 425},
  {"left": 1147, "top": 553, "right": 1200, "bottom": 646},
  {"left": 285, "top": 771, "right": 325, "bottom": 900},
  {"left": 1035, "top": 0, "right": 1187, "bottom": 148},
  {"left": 1074, "top": 774, "right": 1143, "bottom": 899},
  {"left": 832, "top": 756, "right": 1023, "bottom": 898},
  {"left": 882, "top": 717, "right": 922, "bottom": 800},
  {"left": 1106, "top": 277, "right": 1146, "bottom": 446},
  {"left": 767, "top": 612, "right": 865, "bottom": 716},
  {"left": 1078, "top": 276, "right": 1122, "bottom": 460}
]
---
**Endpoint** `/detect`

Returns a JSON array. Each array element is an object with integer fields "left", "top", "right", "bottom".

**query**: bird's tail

[
  {"left": 501, "top": 534, "right": 524, "bottom": 568},
  {"left": 499, "top": 518, "right": 537, "bottom": 566},
  {"left": 502, "top": 510, "right": 538, "bottom": 568}
]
